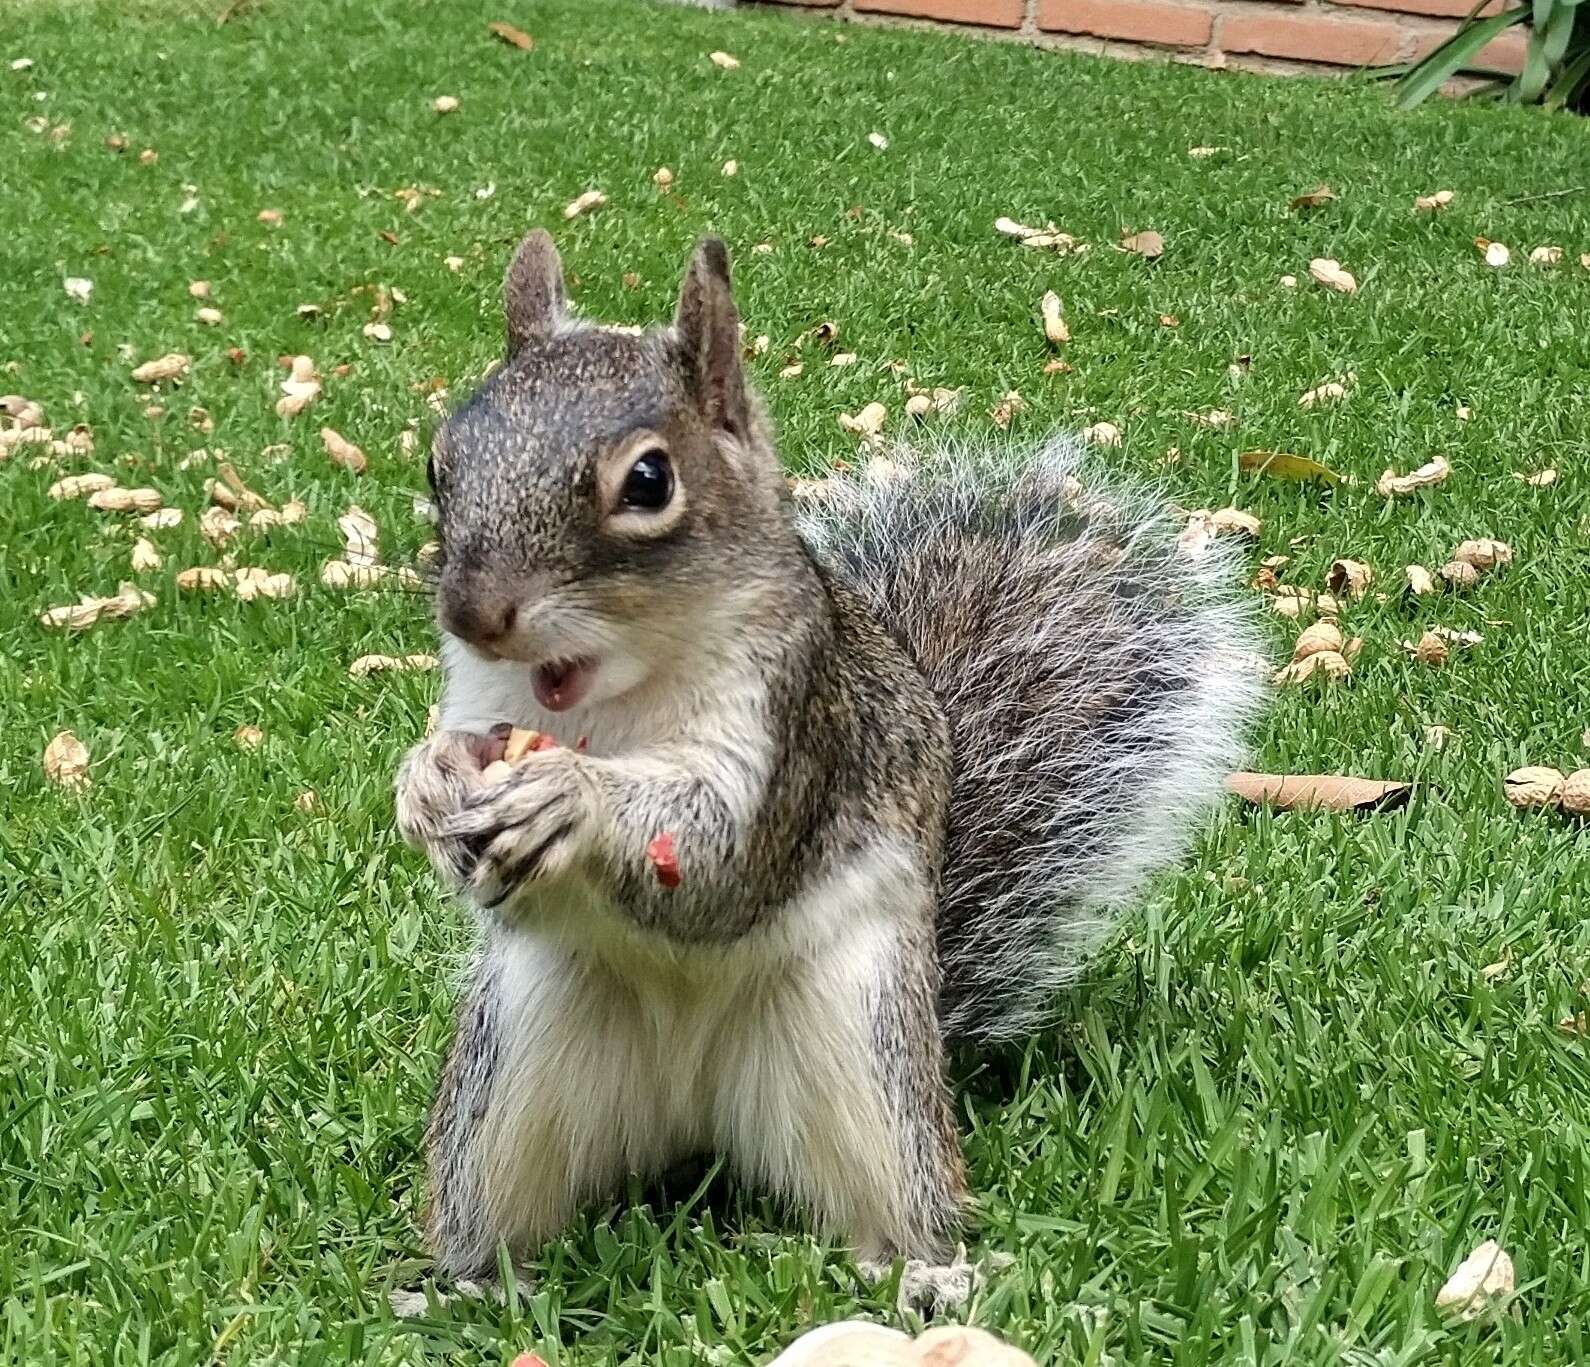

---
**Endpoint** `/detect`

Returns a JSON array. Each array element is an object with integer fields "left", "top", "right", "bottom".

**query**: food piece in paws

[
  {"left": 503, "top": 726, "right": 560, "bottom": 763},
  {"left": 647, "top": 832, "right": 682, "bottom": 888}
]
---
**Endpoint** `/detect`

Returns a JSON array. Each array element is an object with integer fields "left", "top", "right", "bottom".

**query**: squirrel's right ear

[
  {"left": 674, "top": 237, "right": 748, "bottom": 437},
  {"left": 504, "top": 229, "right": 567, "bottom": 355}
]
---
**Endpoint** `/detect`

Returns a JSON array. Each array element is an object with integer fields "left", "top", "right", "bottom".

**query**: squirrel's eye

[
  {"left": 620, "top": 450, "right": 673, "bottom": 512},
  {"left": 425, "top": 454, "right": 438, "bottom": 491}
]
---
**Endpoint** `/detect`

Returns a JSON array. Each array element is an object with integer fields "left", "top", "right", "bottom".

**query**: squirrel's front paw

[
  {"left": 395, "top": 727, "right": 508, "bottom": 885},
  {"left": 441, "top": 751, "right": 598, "bottom": 909}
]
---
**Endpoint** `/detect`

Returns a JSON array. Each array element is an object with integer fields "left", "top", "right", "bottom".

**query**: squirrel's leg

[
  {"left": 715, "top": 849, "right": 971, "bottom": 1300},
  {"left": 418, "top": 934, "right": 668, "bottom": 1284}
]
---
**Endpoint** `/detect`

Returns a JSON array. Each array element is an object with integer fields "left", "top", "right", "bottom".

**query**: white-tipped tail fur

[{"left": 798, "top": 434, "right": 1266, "bottom": 1041}]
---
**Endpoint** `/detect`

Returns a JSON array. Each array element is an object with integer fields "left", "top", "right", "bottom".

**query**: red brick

[
  {"left": 1330, "top": 0, "right": 1509, "bottom": 17},
  {"left": 1219, "top": 12, "right": 1410, "bottom": 65},
  {"left": 853, "top": 0, "right": 1025, "bottom": 27},
  {"left": 1039, "top": 0, "right": 1213, "bottom": 47},
  {"left": 1411, "top": 26, "right": 1528, "bottom": 72}
]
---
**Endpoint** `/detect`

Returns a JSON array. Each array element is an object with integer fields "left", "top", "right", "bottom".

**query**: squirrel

[{"left": 393, "top": 230, "right": 1263, "bottom": 1310}]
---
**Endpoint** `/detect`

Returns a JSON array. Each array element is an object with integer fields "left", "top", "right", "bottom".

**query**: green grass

[{"left": 4, "top": 0, "right": 1590, "bottom": 1362}]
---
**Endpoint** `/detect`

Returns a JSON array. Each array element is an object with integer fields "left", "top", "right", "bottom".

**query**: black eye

[
  {"left": 620, "top": 450, "right": 673, "bottom": 511},
  {"left": 425, "top": 454, "right": 438, "bottom": 491}
]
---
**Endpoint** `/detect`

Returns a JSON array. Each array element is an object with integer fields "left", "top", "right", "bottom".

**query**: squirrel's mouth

[{"left": 533, "top": 657, "right": 596, "bottom": 713}]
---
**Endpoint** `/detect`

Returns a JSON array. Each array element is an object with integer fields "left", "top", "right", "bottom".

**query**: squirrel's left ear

[
  {"left": 674, "top": 237, "right": 748, "bottom": 437},
  {"left": 504, "top": 229, "right": 567, "bottom": 355}
]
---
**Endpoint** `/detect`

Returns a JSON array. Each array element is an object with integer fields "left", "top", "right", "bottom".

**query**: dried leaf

[
  {"left": 43, "top": 731, "right": 91, "bottom": 788},
  {"left": 1308, "top": 258, "right": 1357, "bottom": 294},
  {"left": 487, "top": 20, "right": 533, "bottom": 49},
  {"left": 1238, "top": 450, "right": 1345, "bottom": 485},
  {"left": 1292, "top": 621, "right": 1343, "bottom": 661},
  {"left": 320, "top": 427, "right": 368, "bottom": 475},
  {"left": 1414, "top": 190, "right": 1454, "bottom": 212},
  {"left": 1039, "top": 290, "right": 1069, "bottom": 345},
  {"left": 1226, "top": 772, "right": 1410, "bottom": 812},
  {"left": 1435, "top": 1240, "right": 1515, "bottom": 1320},
  {"left": 1273, "top": 650, "right": 1351, "bottom": 685},
  {"left": 1440, "top": 560, "right": 1480, "bottom": 590},
  {"left": 1210, "top": 506, "right": 1261, "bottom": 537},
  {"left": 1118, "top": 229, "right": 1164, "bottom": 258},
  {"left": 1289, "top": 184, "right": 1336, "bottom": 210},
  {"left": 131, "top": 353, "right": 190, "bottom": 384},
  {"left": 563, "top": 189, "right": 606, "bottom": 220},
  {"left": 1504, "top": 766, "right": 1563, "bottom": 809},
  {"left": 1376, "top": 456, "right": 1451, "bottom": 497}
]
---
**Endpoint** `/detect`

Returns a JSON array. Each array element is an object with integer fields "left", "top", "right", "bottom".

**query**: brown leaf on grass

[
  {"left": 1226, "top": 772, "right": 1411, "bottom": 812},
  {"left": 43, "top": 730, "right": 91, "bottom": 788},
  {"left": 1291, "top": 621, "right": 1344, "bottom": 660},
  {"left": 321, "top": 427, "right": 368, "bottom": 475},
  {"left": 1440, "top": 560, "right": 1479, "bottom": 590},
  {"left": 1376, "top": 456, "right": 1451, "bottom": 497},
  {"left": 487, "top": 20, "right": 533, "bottom": 49},
  {"left": 1289, "top": 184, "right": 1337, "bottom": 211},
  {"left": 1273, "top": 650, "right": 1351, "bottom": 685},
  {"left": 1504, "top": 766, "right": 1564, "bottom": 809},
  {"left": 1406, "top": 631, "right": 1450, "bottom": 667},
  {"left": 1238, "top": 450, "right": 1345, "bottom": 485},
  {"left": 1118, "top": 229, "right": 1164, "bottom": 259}
]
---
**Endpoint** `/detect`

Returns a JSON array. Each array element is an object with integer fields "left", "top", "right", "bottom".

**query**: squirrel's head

[{"left": 428, "top": 230, "right": 791, "bottom": 713}]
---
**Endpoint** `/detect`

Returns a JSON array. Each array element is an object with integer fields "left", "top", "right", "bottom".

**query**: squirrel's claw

[{"left": 441, "top": 758, "right": 593, "bottom": 909}]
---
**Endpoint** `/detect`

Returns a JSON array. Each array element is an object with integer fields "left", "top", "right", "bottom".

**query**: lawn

[{"left": 4, "top": 0, "right": 1590, "bottom": 1361}]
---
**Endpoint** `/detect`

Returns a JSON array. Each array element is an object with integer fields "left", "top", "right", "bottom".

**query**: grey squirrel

[{"left": 393, "top": 231, "right": 1263, "bottom": 1307}]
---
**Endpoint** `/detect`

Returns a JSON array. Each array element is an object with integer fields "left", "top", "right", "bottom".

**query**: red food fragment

[
  {"left": 575, "top": 735, "right": 589, "bottom": 753},
  {"left": 509, "top": 1355, "right": 548, "bottom": 1367},
  {"left": 531, "top": 732, "right": 558, "bottom": 752},
  {"left": 646, "top": 832, "right": 681, "bottom": 889}
]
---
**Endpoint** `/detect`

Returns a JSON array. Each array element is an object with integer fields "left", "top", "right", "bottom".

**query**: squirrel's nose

[{"left": 439, "top": 592, "right": 519, "bottom": 651}]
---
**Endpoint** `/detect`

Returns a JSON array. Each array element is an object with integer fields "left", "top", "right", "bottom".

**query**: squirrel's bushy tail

[{"left": 798, "top": 435, "right": 1266, "bottom": 1041}]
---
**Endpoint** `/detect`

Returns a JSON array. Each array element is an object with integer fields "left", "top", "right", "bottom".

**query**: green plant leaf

[
  {"left": 1543, "top": 43, "right": 1590, "bottom": 105},
  {"left": 1237, "top": 451, "right": 1347, "bottom": 485},
  {"left": 1395, "top": 9, "right": 1528, "bottom": 108}
]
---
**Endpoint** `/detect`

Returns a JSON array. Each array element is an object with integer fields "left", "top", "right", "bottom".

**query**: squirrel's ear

[
  {"left": 504, "top": 229, "right": 567, "bottom": 355},
  {"left": 674, "top": 237, "right": 747, "bottom": 436}
]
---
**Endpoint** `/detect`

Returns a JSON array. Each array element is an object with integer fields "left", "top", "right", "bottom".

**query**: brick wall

[{"left": 753, "top": 0, "right": 1526, "bottom": 80}]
